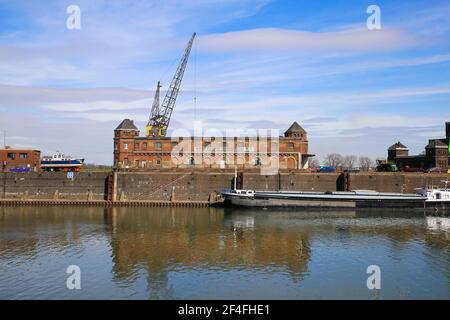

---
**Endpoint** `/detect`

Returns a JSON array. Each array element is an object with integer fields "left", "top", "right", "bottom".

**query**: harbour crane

[{"left": 146, "top": 32, "right": 196, "bottom": 137}]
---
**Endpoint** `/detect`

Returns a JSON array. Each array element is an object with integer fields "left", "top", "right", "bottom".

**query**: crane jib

[{"left": 146, "top": 33, "right": 196, "bottom": 138}]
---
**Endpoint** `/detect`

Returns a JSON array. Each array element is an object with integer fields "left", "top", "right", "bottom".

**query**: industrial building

[
  {"left": 0, "top": 148, "right": 41, "bottom": 172},
  {"left": 113, "top": 119, "right": 314, "bottom": 170},
  {"left": 387, "top": 122, "right": 449, "bottom": 170}
]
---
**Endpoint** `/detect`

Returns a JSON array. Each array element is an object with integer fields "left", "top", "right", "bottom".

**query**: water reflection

[
  {"left": 0, "top": 206, "right": 448, "bottom": 299},
  {"left": 427, "top": 216, "right": 450, "bottom": 231},
  {"left": 107, "top": 207, "right": 311, "bottom": 288}
]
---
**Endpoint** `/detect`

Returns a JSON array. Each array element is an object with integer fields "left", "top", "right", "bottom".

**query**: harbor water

[{"left": 0, "top": 206, "right": 448, "bottom": 299}]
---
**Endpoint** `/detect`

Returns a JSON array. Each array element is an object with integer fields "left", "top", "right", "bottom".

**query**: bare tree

[
  {"left": 308, "top": 157, "right": 320, "bottom": 168},
  {"left": 359, "top": 156, "right": 374, "bottom": 171},
  {"left": 323, "top": 153, "right": 343, "bottom": 167},
  {"left": 343, "top": 155, "right": 358, "bottom": 169}
]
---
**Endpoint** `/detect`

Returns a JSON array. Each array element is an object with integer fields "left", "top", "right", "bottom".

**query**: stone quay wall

[{"left": 1, "top": 171, "right": 449, "bottom": 202}]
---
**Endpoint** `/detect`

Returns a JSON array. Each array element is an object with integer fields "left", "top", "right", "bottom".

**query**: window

[
  {"left": 222, "top": 141, "right": 229, "bottom": 153},
  {"left": 19, "top": 153, "right": 28, "bottom": 159},
  {"left": 156, "top": 158, "right": 161, "bottom": 165},
  {"left": 143, "top": 142, "right": 147, "bottom": 149},
  {"left": 134, "top": 143, "right": 139, "bottom": 150},
  {"left": 124, "top": 143, "right": 128, "bottom": 150},
  {"left": 189, "top": 157, "right": 195, "bottom": 165},
  {"left": 287, "top": 142, "right": 294, "bottom": 151},
  {"left": 254, "top": 158, "right": 261, "bottom": 166},
  {"left": 156, "top": 142, "right": 162, "bottom": 150},
  {"left": 7, "top": 153, "right": 15, "bottom": 159}
]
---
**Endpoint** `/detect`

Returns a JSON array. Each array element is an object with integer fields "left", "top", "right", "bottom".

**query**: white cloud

[
  {"left": 0, "top": 84, "right": 150, "bottom": 107},
  {"left": 199, "top": 27, "right": 424, "bottom": 53}
]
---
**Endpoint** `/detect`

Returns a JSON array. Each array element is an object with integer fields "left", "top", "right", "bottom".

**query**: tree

[
  {"left": 308, "top": 157, "right": 320, "bottom": 168},
  {"left": 343, "top": 155, "right": 358, "bottom": 169},
  {"left": 323, "top": 153, "right": 344, "bottom": 167},
  {"left": 359, "top": 156, "right": 374, "bottom": 171}
]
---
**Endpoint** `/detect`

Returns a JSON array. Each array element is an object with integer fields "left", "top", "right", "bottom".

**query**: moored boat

[
  {"left": 41, "top": 152, "right": 84, "bottom": 172},
  {"left": 221, "top": 189, "right": 428, "bottom": 210},
  {"left": 222, "top": 181, "right": 450, "bottom": 211},
  {"left": 415, "top": 181, "right": 450, "bottom": 210}
]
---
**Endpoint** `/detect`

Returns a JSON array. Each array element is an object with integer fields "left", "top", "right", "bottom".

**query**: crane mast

[
  {"left": 149, "top": 81, "right": 161, "bottom": 124},
  {"left": 146, "top": 33, "right": 196, "bottom": 137}
]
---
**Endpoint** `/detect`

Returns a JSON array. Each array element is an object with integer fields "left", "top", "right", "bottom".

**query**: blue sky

[{"left": 0, "top": 0, "right": 449, "bottom": 164}]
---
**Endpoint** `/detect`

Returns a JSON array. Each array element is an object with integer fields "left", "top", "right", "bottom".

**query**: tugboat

[{"left": 41, "top": 152, "right": 84, "bottom": 172}]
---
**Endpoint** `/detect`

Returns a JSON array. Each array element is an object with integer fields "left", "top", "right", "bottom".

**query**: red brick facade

[
  {"left": 114, "top": 120, "right": 313, "bottom": 170},
  {"left": 0, "top": 149, "right": 41, "bottom": 172}
]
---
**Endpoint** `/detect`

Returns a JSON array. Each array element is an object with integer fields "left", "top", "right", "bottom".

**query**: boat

[
  {"left": 222, "top": 180, "right": 450, "bottom": 211},
  {"left": 415, "top": 181, "right": 450, "bottom": 210},
  {"left": 221, "top": 189, "right": 428, "bottom": 209},
  {"left": 41, "top": 152, "right": 85, "bottom": 172}
]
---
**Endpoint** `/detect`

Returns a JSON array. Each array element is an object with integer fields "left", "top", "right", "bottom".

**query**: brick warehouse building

[
  {"left": 0, "top": 148, "right": 41, "bottom": 172},
  {"left": 113, "top": 119, "right": 314, "bottom": 170},
  {"left": 387, "top": 121, "right": 449, "bottom": 170}
]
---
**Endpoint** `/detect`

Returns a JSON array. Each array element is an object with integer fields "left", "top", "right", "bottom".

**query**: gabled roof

[
  {"left": 284, "top": 121, "right": 306, "bottom": 135},
  {"left": 115, "top": 119, "right": 138, "bottom": 131},
  {"left": 425, "top": 139, "right": 448, "bottom": 149},
  {"left": 388, "top": 141, "right": 408, "bottom": 150}
]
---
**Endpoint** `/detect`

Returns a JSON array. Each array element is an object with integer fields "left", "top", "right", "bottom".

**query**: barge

[{"left": 221, "top": 181, "right": 450, "bottom": 211}]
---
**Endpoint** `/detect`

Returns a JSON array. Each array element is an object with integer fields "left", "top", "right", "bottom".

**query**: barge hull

[{"left": 224, "top": 197, "right": 440, "bottom": 210}]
